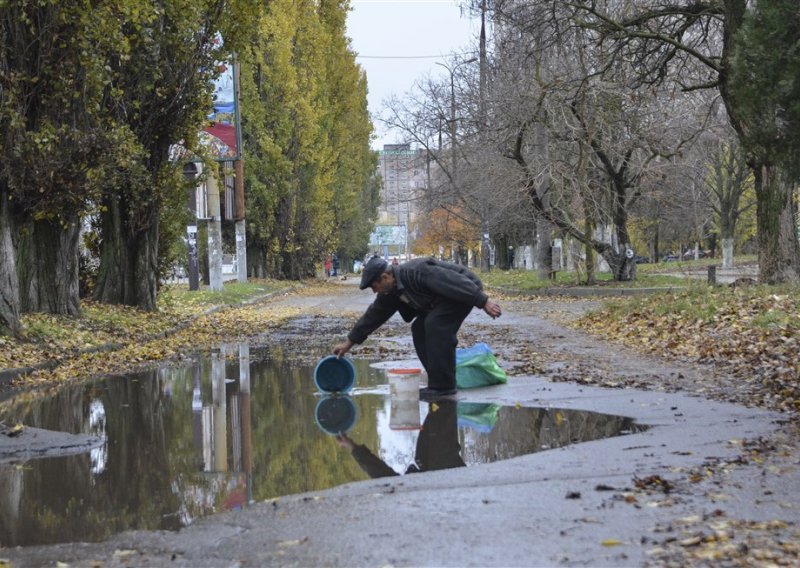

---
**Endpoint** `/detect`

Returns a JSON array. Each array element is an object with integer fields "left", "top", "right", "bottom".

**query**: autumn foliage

[{"left": 411, "top": 207, "right": 480, "bottom": 257}]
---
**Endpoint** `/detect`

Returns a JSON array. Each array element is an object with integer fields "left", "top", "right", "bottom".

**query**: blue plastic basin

[{"left": 314, "top": 355, "right": 356, "bottom": 393}]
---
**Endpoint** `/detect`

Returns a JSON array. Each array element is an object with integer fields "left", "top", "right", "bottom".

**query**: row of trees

[
  {"left": 239, "top": 0, "right": 380, "bottom": 280},
  {"left": 387, "top": 0, "right": 798, "bottom": 283},
  {"left": 0, "top": 0, "right": 379, "bottom": 336}
]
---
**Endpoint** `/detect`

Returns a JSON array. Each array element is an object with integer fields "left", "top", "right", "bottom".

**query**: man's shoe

[{"left": 419, "top": 386, "right": 457, "bottom": 399}]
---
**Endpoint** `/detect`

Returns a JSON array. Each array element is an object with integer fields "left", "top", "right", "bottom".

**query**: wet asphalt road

[{"left": 4, "top": 279, "right": 798, "bottom": 567}]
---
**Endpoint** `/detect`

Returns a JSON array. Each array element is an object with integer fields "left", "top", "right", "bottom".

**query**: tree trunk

[
  {"left": 722, "top": 237, "right": 735, "bottom": 268},
  {"left": 536, "top": 219, "right": 553, "bottom": 280},
  {"left": 17, "top": 216, "right": 81, "bottom": 315},
  {"left": 0, "top": 188, "right": 20, "bottom": 335},
  {"left": 93, "top": 194, "right": 159, "bottom": 310},
  {"left": 753, "top": 165, "right": 800, "bottom": 284},
  {"left": 602, "top": 249, "right": 635, "bottom": 281},
  {"left": 246, "top": 244, "right": 267, "bottom": 279},
  {"left": 610, "top": 180, "right": 635, "bottom": 282},
  {"left": 495, "top": 235, "right": 511, "bottom": 269},
  {"left": 649, "top": 224, "right": 660, "bottom": 264},
  {"left": 583, "top": 216, "right": 596, "bottom": 285}
]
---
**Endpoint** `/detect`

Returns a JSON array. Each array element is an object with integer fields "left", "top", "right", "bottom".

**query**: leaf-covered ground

[
  {"left": 0, "top": 281, "right": 335, "bottom": 390},
  {"left": 573, "top": 285, "right": 800, "bottom": 414}
]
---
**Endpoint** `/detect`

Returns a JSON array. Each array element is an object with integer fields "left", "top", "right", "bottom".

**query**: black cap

[{"left": 359, "top": 257, "right": 388, "bottom": 289}]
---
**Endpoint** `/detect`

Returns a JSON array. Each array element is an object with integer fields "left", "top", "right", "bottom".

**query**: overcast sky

[{"left": 346, "top": 0, "right": 479, "bottom": 150}]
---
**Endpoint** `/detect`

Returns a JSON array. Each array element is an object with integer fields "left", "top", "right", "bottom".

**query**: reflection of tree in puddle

[
  {"left": 0, "top": 342, "right": 256, "bottom": 547},
  {"left": 0, "top": 347, "right": 645, "bottom": 548},
  {"left": 88, "top": 399, "right": 107, "bottom": 476}
]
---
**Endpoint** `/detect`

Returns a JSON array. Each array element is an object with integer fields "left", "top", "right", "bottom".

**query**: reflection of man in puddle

[{"left": 335, "top": 400, "right": 465, "bottom": 478}]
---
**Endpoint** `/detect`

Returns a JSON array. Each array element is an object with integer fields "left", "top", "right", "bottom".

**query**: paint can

[{"left": 387, "top": 367, "right": 421, "bottom": 398}]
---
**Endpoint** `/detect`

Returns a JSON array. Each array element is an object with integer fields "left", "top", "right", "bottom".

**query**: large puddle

[{"left": 0, "top": 344, "right": 646, "bottom": 547}]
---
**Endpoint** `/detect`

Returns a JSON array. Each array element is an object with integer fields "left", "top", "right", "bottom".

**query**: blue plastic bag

[
  {"left": 455, "top": 343, "right": 508, "bottom": 389},
  {"left": 457, "top": 402, "right": 501, "bottom": 432}
]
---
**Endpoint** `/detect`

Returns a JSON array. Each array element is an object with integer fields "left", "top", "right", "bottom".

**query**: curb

[{"left": 491, "top": 285, "right": 687, "bottom": 298}]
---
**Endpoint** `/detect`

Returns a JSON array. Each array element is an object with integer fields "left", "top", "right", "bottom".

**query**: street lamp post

[
  {"left": 435, "top": 57, "right": 477, "bottom": 266},
  {"left": 479, "top": 0, "right": 490, "bottom": 272},
  {"left": 435, "top": 57, "right": 477, "bottom": 182}
]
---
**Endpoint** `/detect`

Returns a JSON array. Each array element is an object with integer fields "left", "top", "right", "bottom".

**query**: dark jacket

[{"left": 348, "top": 257, "right": 488, "bottom": 344}]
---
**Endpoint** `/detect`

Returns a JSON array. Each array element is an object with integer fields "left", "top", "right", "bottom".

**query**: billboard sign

[
  {"left": 202, "top": 58, "right": 239, "bottom": 161},
  {"left": 369, "top": 225, "right": 406, "bottom": 247}
]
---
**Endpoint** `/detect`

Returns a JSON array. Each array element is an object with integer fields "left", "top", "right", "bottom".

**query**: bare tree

[
  {"left": 505, "top": 0, "right": 799, "bottom": 283},
  {"left": 471, "top": 1, "right": 706, "bottom": 280},
  {"left": 707, "top": 144, "right": 755, "bottom": 267}
]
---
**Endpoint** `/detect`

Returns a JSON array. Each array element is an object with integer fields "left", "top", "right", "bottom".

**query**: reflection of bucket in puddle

[
  {"left": 314, "top": 396, "right": 357, "bottom": 435},
  {"left": 390, "top": 398, "right": 421, "bottom": 430},
  {"left": 387, "top": 368, "right": 422, "bottom": 430}
]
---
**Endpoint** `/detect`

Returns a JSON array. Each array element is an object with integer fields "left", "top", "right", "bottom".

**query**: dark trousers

[
  {"left": 349, "top": 400, "right": 464, "bottom": 477},
  {"left": 414, "top": 400, "right": 465, "bottom": 471},
  {"left": 411, "top": 300, "right": 473, "bottom": 389}
]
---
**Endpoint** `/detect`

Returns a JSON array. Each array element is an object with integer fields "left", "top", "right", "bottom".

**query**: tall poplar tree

[
  {"left": 318, "top": 0, "right": 378, "bottom": 270},
  {"left": 240, "top": 0, "right": 375, "bottom": 279},
  {"left": 92, "top": 0, "right": 232, "bottom": 309},
  {"left": 0, "top": 1, "right": 116, "bottom": 332}
]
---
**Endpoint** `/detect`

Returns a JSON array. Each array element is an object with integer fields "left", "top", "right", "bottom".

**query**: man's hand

[
  {"left": 333, "top": 339, "right": 354, "bottom": 358},
  {"left": 483, "top": 300, "right": 502, "bottom": 319}
]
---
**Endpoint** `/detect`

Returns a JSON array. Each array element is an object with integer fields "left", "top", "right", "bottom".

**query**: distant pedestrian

[
  {"left": 392, "top": 257, "right": 399, "bottom": 266},
  {"left": 324, "top": 256, "right": 332, "bottom": 278},
  {"left": 332, "top": 253, "right": 340, "bottom": 277}
]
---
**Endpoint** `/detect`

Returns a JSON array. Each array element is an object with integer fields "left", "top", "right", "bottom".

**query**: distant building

[{"left": 376, "top": 144, "right": 428, "bottom": 257}]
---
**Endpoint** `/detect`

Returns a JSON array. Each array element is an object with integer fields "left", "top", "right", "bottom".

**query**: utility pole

[
  {"left": 479, "top": 0, "right": 490, "bottom": 272},
  {"left": 183, "top": 162, "right": 201, "bottom": 291},
  {"left": 232, "top": 56, "right": 247, "bottom": 283},
  {"left": 435, "top": 56, "right": 477, "bottom": 265}
]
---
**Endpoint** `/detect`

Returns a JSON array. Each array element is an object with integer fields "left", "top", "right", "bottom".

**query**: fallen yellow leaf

[{"left": 277, "top": 537, "right": 309, "bottom": 547}]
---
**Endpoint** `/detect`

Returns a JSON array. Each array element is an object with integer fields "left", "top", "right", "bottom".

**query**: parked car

[
  {"left": 662, "top": 254, "right": 679, "bottom": 262},
  {"left": 634, "top": 255, "right": 650, "bottom": 264}
]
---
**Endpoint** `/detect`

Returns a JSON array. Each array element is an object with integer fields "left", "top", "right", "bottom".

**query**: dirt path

[
  {"left": 261, "top": 280, "right": 764, "bottom": 409},
  {"left": 4, "top": 280, "right": 799, "bottom": 567}
]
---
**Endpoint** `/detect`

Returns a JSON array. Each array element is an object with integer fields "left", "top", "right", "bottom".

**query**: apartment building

[{"left": 374, "top": 144, "right": 427, "bottom": 257}]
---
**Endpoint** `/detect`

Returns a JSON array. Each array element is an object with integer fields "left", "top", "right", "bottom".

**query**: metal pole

[
  {"left": 479, "top": 1, "right": 490, "bottom": 272},
  {"left": 435, "top": 57, "right": 477, "bottom": 263},
  {"left": 450, "top": 72, "right": 457, "bottom": 180},
  {"left": 183, "top": 162, "right": 201, "bottom": 291}
]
